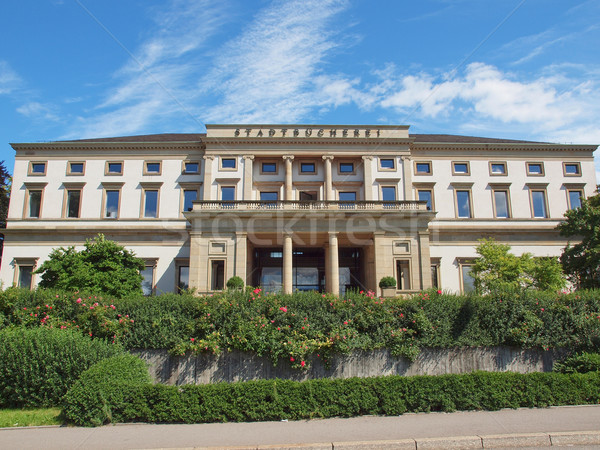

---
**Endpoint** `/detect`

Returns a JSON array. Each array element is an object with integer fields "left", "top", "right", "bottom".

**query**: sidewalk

[{"left": 1, "top": 405, "right": 599, "bottom": 449}]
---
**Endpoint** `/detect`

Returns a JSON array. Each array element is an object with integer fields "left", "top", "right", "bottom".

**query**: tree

[
  {"left": 0, "top": 160, "right": 12, "bottom": 260},
  {"left": 35, "top": 234, "right": 145, "bottom": 297},
  {"left": 470, "top": 238, "right": 565, "bottom": 294},
  {"left": 558, "top": 193, "right": 600, "bottom": 289}
]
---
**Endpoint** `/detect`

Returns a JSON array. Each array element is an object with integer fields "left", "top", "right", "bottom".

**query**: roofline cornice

[
  {"left": 204, "top": 137, "right": 414, "bottom": 146},
  {"left": 411, "top": 142, "right": 598, "bottom": 152},
  {"left": 10, "top": 142, "right": 205, "bottom": 152},
  {"left": 206, "top": 123, "right": 410, "bottom": 130}
]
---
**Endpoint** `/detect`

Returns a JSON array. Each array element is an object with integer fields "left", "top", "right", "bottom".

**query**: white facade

[{"left": 1, "top": 125, "right": 597, "bottom": 295}]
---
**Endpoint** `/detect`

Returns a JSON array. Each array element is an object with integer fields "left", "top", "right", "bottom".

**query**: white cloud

[
  {"left": 0, "top": 61, "right": 21, "bottom": 95},
  {"left": 16, "top": 102, "right": 59, "bottom": 122}
]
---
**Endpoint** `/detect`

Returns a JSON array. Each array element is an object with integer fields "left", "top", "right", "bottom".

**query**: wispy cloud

[
  {"left": 200, "top": 0, "right": 350, "bottom": 123},
  {"left": 0, "top": 61, "right": 22, "bottom": 95},
  {"left": 16, "top": 102, "right": 60, "bottom": 122}
]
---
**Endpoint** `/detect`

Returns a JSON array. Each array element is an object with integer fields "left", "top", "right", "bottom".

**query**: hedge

[
  {"left": 63, "top": 368, "right": 600, "bottom": 427},
  {"left": 0, "top": 327, "right": 123, "bottom": 407},
  {"left": 2, "top": 287, "right": 600, "bottom": 368}
]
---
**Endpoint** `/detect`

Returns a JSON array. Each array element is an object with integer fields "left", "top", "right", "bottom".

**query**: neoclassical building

[{"left": 1, "top": 124, "right": 597, "bottom": 295}]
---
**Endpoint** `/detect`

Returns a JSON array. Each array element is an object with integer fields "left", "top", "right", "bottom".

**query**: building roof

[{"left": 58, "top": 132, "right": 548, "bottom": 145}]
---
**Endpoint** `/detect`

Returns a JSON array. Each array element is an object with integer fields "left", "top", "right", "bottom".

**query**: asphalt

[{"left": 1, "top": 405, "right": 599, "bottom": 450}]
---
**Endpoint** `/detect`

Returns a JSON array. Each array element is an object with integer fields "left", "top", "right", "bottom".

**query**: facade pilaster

[
  {"left": 283, "top": 155, "right": 295, "bottom": 200},
  {"left": 401, "top": 156, "right": 413, "bottom": 200},
  {"left": 362, "top": 156, "right": 374, "bottom": 200},
  {"left": 283, "top": 233, "right": 293, "bottom": 294},
  {"left": 189, "top": 231, "right": 207, "bottom": 292},
  {"left": 418, "top": 230, "right": 432, "bottom": 289},
  {"left": 328, "top": 232, "right": 339, "bottom": 296},
  {"left": 242, "top": 155, "right": 254, "bottom": 200},
  {"left": 202, "top": 155, "right": 215, "bottom": 200},
  {"left": 373, "top": 232, "right": 385, "bottom": 294},
  {"left": 235, "top": 232, "right": 248, "bottom": 283},
  {"left": 322, "top": 155, "right": 334, "bottom": 201}
]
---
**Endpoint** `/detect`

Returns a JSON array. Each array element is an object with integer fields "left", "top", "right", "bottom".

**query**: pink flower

[
  {"left": 76, "top": 298, "right": 82, "bottom": 304},
  {"left": 190, "top": 338, "right": 195, "bottom": 342},
  {"left": 344, "top": 321, "right": 348, "bottom": 325},
  {"left": 279, "top": 306, "right": 288, "bottom": 312},
  {"left": 301, "top": 361, "right": 305, "bottom": 367},
  {"left": 253, "top": 288, "right": 261, "bottom": 294},
  {"left": 437, "top": 290, "right": 442, "bottom": 294},
  {"left": 290, "top": 357, "right": 295, "bottom": 362}
]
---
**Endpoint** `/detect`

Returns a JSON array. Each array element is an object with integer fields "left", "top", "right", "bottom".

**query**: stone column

[
  {"left": 401, "top": 155, "right": 413, "bottom": 200},
  {"left": 362, "top": 155, "right": 373, "bottom": 201},
  {"left": 283, "top": 233, "right": 293, "bottom": 294},
  {"left": 283, "top": 155, "right": 294, "bottom": 200},
  {"left": 418, "top": 230, "right": 432, "bottom": 289},
  {"left": 235, "top": 232, "right": 247, "bottom": 282},
  {"left": 324, "top": 244, "right": 331, "bottom": 293},
  {"left": 242, "top": 155, "right": 254, "bottom": 200},
  {"left": 328, "top": 232, "right": 339, "bottom": 296},
  {"left": 189, "top": 231, "right": 207, "bottom": 292},
  {"left": 202, "top": 155, "right": 214, "bottom": 200},
  {"left": 322, "top": 155, "right": 334, "bottom": 200},
  {"left": 373, "top": 232, "right": 386, "bottom": 295}
]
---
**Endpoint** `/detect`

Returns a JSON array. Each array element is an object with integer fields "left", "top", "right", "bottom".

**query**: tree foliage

[
  {"left": 558, "top": 193, "right": 600, "bottom": 289},
  {"left": 0, "top": 160, "right": 12, "bottom": 259},
  {"left": 34, "top": 234, "right": 145, "bottom": 297},
  {"left": 470, "top": 238, "right": 566, "bottom": 294}
]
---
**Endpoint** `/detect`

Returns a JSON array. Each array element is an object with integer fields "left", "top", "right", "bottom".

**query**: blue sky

[{"left": 1, "top": 0, "right": 599, "bottom": 176}]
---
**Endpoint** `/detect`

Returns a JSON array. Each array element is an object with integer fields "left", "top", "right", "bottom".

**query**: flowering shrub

[{"left": 1, "top": 287, "right": 600, "bottom": 370}]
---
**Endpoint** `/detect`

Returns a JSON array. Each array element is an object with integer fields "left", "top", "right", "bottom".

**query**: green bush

[
  {"left": 554, "top": 352, "right": 600, "bottom": 373},
  {"left": 226, "top": 276, "right": 244, "bottom": 289},
  {"left": 0, "top": 327, "right": 122, "bottom": 407},
  {"left": 62, "top": 370, "right": 600, "bottom": 427},
  {"left": 379, "top": 276, "right": 397, "bottom": 288},
  {"left": 62, "top": 354, "right": 151, "bottom": 427}
]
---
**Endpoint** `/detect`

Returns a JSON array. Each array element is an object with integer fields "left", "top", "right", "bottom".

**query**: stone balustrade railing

[{"left": 191, "top": 200, "right": 428, "bottom": 211}]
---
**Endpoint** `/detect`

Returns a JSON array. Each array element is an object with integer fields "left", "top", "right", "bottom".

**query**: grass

[{"left": 0, "top": 408, "right": 63, "bottom": 428}]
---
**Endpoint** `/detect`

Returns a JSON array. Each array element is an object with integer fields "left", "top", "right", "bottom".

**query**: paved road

[{"left": 1, "top": 405, "right": 599, "bottom": 449}]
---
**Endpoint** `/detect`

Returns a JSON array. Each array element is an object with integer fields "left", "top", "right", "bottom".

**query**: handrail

[{"left": 191, "top": 200, "right": 428, "bottom": 211}]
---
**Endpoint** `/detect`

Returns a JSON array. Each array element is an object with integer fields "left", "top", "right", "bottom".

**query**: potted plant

[
  {"left": 226, "top": 276, "right": 244, "bottom": 291},
  {"left": 379, "top": 276, "right": 397, "bottom": 297}
]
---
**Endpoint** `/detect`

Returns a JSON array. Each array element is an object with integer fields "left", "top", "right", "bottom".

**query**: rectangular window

[
  {"left": 493, "top": 189, "right": 510, "bottom": 218},
  {"left": 339, "top": 191, "right": 356, "bottom": 209},
  {"left": 567, "top": 190, "right": 583, "bottom": 210},
  {"left": 452, "top": 162, "right": 470, "bottom": 175},
  {"left": 106, "top": 161, "right": 123, "bottom": 175},
  {"left": 379, "top": 158, "right": 395, "bottom": 170},
  {"left": 211, "top": 260, "right": 225, "bottom": 290},
  {"left": 489, "top": 162, "right": 507, "bottom": 175},
  {"left": 431, "top": 260, "right": 441, "bottom": 289},
  {"left": 183, "top": 161, "right": 200, "bottom": 174},
  {"left": 455, "top": 190, "right": 472, "bottom": 218},
  {"left": 141, "top": 265, "right": 154, "bottom": 296},
  {"left": 105, "top": 190, "right": 120, "bottom": 218},
  {"left": 66, "top": 189, "right": 81, "bottom": 218},
  {"left": 381, "top": 186, "right": 396, "bottom": 208},
  {"left": 299, "top": 191, "right": 318, "bottom": 201},
  {"left": 28, "top": 162, "right": 47, "bottom": 176},
  {"left": 460, "top": 264, "right": 475, "bottom": 293},
  {"left": 300, "top": 162, "right": 316, "bottom": 173},
  {"left": 18, "top": 265, "right": 34, "bottom": 289},
  {"left": 67, "top": 161, "right": 85, "bottom": 175},
  {"left": 417, "top": 189, "right": 433, "bottom": 211},
  {"left": 261, "top": 162, "right": 277, "bottom": 173},
  {"left": 183, "top": 189, "right": 198, "bottom": 212},
  {"left": 396, "top": 260, "right": 411, "bottom": 290},
  {"left": 144, "top": 161, "right": 161, "bottom": 175},
  {"left": 531, "top": 190, "right": 548, "bottom": 218},
  {"left": 415, "top": 162, "right": 432, "bottom": 174},
  {"left": 221, "top": 158, "right": 236, "bottom": 169},
  {"left": 526, "top": 162, "right": 544, "bottom": 176},
  {"left": 28, "top": 191, "right": 42, "bottom": 218},
  {"left": 177, "top": 265, "right": 189, "bottom": 293},
  {"left": 260, "top": 192, "right": 278, "bottom": 201},
  {"left": 563, "top": 162, "right": 581, "bottom": 176},
  {"left": 221, "top": 186, "right": 235, "bottom": 201},
  {"left": 143, "top": 190, "right": 159, "bottom": 218},
  {"left": 339, "top": 162, "right": 354, "bottom": 174}
]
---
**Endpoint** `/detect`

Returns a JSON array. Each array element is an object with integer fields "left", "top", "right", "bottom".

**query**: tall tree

[
  {"left": 0, "top": 161, "right": 12, "bottom": 260},
  {"left": 558, "top": 193, "right": 600, "bottom": 289}
]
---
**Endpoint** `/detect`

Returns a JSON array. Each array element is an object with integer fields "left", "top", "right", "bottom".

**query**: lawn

[{"left": 0, "top": 408, "right": 62, "bottom": 428}]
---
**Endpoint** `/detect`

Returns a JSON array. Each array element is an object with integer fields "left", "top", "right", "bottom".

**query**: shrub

[
  {"left": 62, "top": 370, "right": 600, "bottom": 427},
  {"left": 62, "top": 354, "right": 151, "bottom": 427},
  {"left": 0, "top": 327, "right": 122, "bottom": 407},
  {"left": 226, "top": 276, "right": 244, "bottom": 290},
  {"left": 379, "top": 277, "right": 396, "bottom": 288},
  {"left": 554, "top": 352, "right": 600, "bottom": 374}
]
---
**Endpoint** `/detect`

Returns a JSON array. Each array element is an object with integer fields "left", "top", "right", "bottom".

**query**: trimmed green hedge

[
  {"left": 63, "top": 368, "right": 600, "bottom": 427},
  {"left": 0, "top": 327, "right": 123, "bottom": 407},
  {"left": 554, "top": 352, "right": 600, "bottom": 374},
  {"left": 2, "top": 288, "right": 600, "bottom": 368}
]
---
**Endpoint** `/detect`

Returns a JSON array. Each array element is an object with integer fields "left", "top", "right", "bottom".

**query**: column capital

[
  {"left": 203, "top": 155, "right": 215, "bottom": 160},
  {"left": 401, "top": 155, "right": 411, "bottom": 161},
  {"left": 418, "top": 230, "right": 430, "bottom": 237},
  {"left": 362, "top": 155, "right": 373, "bottom": 161},
  {"left": 322, "top": 155, "right": 335, "bottom": 161},
  {"left": 327, "top": 231, "right": 339, "bottom": 237},
  {"left": 282, "top": 155, "right": 295, "bottom": 161},
  {"left": 242, "top": 155, "right": 255, "bottom": 160}
]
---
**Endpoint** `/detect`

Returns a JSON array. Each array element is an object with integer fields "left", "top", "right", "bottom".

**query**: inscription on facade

[{"left": 234, "top": 127, "right": 381, "bottom": 138}]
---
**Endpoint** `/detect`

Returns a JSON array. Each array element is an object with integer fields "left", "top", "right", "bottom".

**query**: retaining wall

[{"left": 133, "top": 347, "right": 565, "bottom": 385}]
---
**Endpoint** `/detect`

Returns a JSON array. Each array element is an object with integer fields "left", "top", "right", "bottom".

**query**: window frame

[
  {"left": 430, "top": 257, "right": 441, "bottom": 290},
  {"left": 141, "top": 258, "right": 158, "bottom": 296},
  {"left": 453, "top": 184, "right": 474, "bottom": 219},
  {"left": 175, "top": 258, "right": 190, "bottom": 293},
  {"left": 105, "top": 161, "right": 124, "bottom": 176},
  {"left": 378, "top": 158, "right": 396, "bottom": 171},
  {"left": 22, "top": 182, "right": 47, "bottom": 219},
  {"left": 180, "top": 182, "right": 201, "bottom": 215},
  {"left": 527, "top": 184, "right": 549, "bottom": 218},
  {"left": 220, "top": 157, "right": 237, "bottom": 171},
  {"left": 61, "top": 182, "right": 85, "bottom": 219},
  {"left": 380, "top": 185, "right": 397, "bottom": 202},
  {"left": 563, "top": 162, "right": 582, "bottom": 177},
  {"left": 28, "top": 161, "right": 47, "bottom": 176},
  {"left": 526, "top": 162, "right": 545, "bottom": 176},
  {"left": 12, "top": 257, "right": 38, "bottom": 290},
  {"left": 220, "top": 185, "right": 236, "bottom": 202},
  {"left": 260, "top": 161, "right": 279, "bottom": 175},
  {"left": 395, "top": 259, "right": 411, "bottom": 291},
  {"left": 143, "top": 161, "right": 162, "bottom": 176},
  {"left": 566, "top": 188, "right": 584, "bottom": 210},
  {"left": 489, "top": 161, "right": 507, "bottom": 176},
  {"left": 414, "top": 161, "right": 432, "bottom": 175},
  {"left": 457, "top": 258, "right": 476, "bottom": 293},
  {"left": 140, "top": 183, "right": 162, "bottom": 219},
  {"left": 452, "top": 161, "right": 471, "bottom": 176},
  {"left": 210, "top": 259, "right": 226, "bottom": 291},
  {"left": 489, "top": 184, "right": 512, "bottom": 219},
  {"left": 338, "top": 161, "right": 356, "bottom": 175},
  {"left": 299, "top": 161, "right": 317, "bottom": 174},
  {"left": 66, "top": 161, "right": 86, "bottom": 176},
  {"left": 101, "top": 182, "right": 124, "bottom": 219},
  {"left": 181, "top": 160, "right": 201, "bottom": 175}
]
